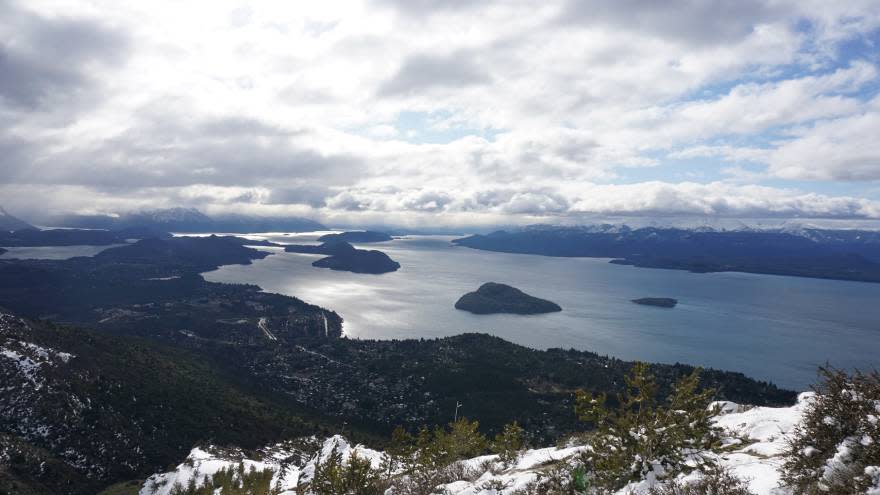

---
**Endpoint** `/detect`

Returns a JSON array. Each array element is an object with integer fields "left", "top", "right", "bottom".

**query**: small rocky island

[
  {"left": 631, "top": 297, "right": 678, "bottom": 308},
  {"left": 285, "top": 240, "right": 400, "bottom": 274},
  {"left": 455, "top": 282, "right": 562, "bottom": 315},
  {"left": 318, "top": 231, "right": 393, "bottom": 243}
]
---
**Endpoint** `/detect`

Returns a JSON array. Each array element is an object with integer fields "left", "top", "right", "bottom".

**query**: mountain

[
  {"left": 0, "top": 312, "right": 337, "bottom": 495},
  {"left": 0, "top": 228, "right": 154, "bottom": 247},
  {"left": 453, "top": 225, "right": 880, "bottom": 283},
  {"left": 52, "top": 207, "right": 326, "bottom": 233},
  {"left": 139, "top": 396, "right": 812, "bottom": 495},
  {"left": 0, "top": 207, "right": 35, "bottom": 231},
  {"left": 0, "top": 309, "right": 796, "bottom": 494}
]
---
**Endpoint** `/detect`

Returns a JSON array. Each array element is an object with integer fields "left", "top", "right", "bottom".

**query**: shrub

[
  {"left": 387, "top": 418, "right": 488, "bottom": 494},
  {"left": 168, "top": 462, "right": 276, "bottom": 495},
  {"left": 302, "top": 445, "right": 383, "bottom": 495},
  {"left": 494, "top": 421, "right": 526, "bottom": 467},
  {"left": 575, "top": 363, "right": 721, "bottom": 492},
  {"left": 781, "top": 367, "right": 880, "bottom": 494},
  {"left": 648, "top": 466, "right": 754, "bottom": 495},
  {"left": 512, "top": 461, "right": 592, "bottom": 495}
]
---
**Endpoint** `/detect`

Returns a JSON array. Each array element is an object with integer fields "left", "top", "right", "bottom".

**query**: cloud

[
  {"left": 557, "top": 0, "right": 787, "bottom": 45},
  {"left": 1, "top": 0, "right": 879, "bottom": 226},
  {"left": 767, "top": 97, "right": 880, "bottom": 180},
  {"left": 568, "top": 182, "right": 880, "bottom": 219},
  {"left": 0, "top": 1, "right": 130, "bottom": 110},
  {"left": 378, "top": 51, "right": 492, "bottom": 96}
]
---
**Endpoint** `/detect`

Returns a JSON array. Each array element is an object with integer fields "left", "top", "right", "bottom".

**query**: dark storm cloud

[
  {"left": 558, "top": 0, "right": 786, "bottom": 44},
  {"left": 378, "top": 51, "right": 491, "bottom": 96},
  {"left": 0, "top": 1, "right": 131, "bottom": 109}
]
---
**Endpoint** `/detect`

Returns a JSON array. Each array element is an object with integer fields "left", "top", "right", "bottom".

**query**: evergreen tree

[
  {"left": 494, "top": 421, "right": 526, "bottom": 466},
  {"left": 305, "top": 445, "right": 382, "bottom": 495},
  {"left": 575, "top": 363, "right": 721, "bottom": 491},
  {"left": 781, "top": 367, "right": 880, "bottom": 494}
]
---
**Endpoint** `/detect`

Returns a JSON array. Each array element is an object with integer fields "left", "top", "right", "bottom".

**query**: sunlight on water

[{"left": 203, "top": 233, "right": 880, "bottom": 389}]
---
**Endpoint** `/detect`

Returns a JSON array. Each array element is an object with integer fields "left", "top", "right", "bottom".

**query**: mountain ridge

[{"left": 49, "top": 207, "right": 326, "bottom": 233}]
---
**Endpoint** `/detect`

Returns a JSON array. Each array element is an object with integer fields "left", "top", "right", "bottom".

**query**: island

[
  {"left": 285, "top": 240, "right": 400, "bottom": 274},
  {"left": 632, "top": 297, "right": 678, "bottom": 308},
  {"left": 455, "top": 282, "right": 562, "bottom": 315},
  {"left": 317, "top": 230, "right": 394, "bottom": 243}
]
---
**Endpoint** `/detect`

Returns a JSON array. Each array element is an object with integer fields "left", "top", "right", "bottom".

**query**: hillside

[
  {"left": 138, "top": 395, "right": 813, "bottom": 495},
  {"left": 0, "top": 207, "right": 35, "bottom": 231},
  {"left": 0, "top": 309, "right": 796, "bottom": 494},
  {"left": 0, "top": 313, "right": 340, "bottom": 495},
  {"left": 453, "top": 225, "right": 880, "bottom": 283}
]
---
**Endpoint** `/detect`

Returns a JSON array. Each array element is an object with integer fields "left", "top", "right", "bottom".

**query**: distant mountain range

[
  {"left": 50, "top": 207, "right": 326, "bottom": 233},
  {"left": 0, "top": 207, "right": 35, "bottom": 231},
  {"left": 453, "top": 224, "right": 880, "bottom": 283}
]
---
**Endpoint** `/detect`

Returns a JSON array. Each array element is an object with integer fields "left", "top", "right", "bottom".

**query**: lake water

[{"left": 201, "top": 233, "right": 880, "bottom": 390}]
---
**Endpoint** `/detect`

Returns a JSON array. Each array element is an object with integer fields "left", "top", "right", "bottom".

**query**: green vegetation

[
  {"left": 575, "top": 364, "right": 721, "bottom": 491},
  {"left": 284, "top": 240, "right": 401, "bottom": 274},
  {"left": 631, "top": 297, "right": 678, "bottom": 308},
  {"left": 453, "top": 226, "right": 880, "bottom": 284},
  {"left": 454, "top": 282, "right": 562, "bottom": 314},
  {"left": 647, "top": 466, "right": 754, "bottom": 495},
  {"left": 781, "top": 367, "right": 880, "bottom": 494},
  {"left": 303, "top": 447, "right": 383, "bottom": 495},
  {"left": 317, "top": 231, "right": 393, "bottom": 243},
  {"left": 494, "top": 421, "right": 526, "bottom": 466},
  {"left": 168, "top": 464, "right": 276, "bottom": 495},
  {"left": 0, "top": 317, "right": 341, "bottom": 495}
]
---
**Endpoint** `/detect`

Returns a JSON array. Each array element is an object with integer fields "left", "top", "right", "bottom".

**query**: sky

[{"left": 1, "top": 0, "right": 880, "bottom": 228}]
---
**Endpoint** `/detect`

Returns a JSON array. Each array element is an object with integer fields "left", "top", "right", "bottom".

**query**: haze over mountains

[
  {"left": 0, "top": 207, "right": 35, "bottom": 232},
  {"left": 48, "top": 207, "right": 326, "bottom": 233}
]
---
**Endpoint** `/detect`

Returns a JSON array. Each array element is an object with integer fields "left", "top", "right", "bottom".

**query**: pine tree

[
  {"left": 494, "top": 421, "right": 526, "bottom": 466},
  {"left": 781, "top": 367, "right": 880, "bottom": 494},
  {"left": 575, "top": 363, "right": 721, "bottom": 492}
]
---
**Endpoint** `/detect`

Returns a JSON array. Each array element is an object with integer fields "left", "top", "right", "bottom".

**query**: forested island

[
  {"left": 632, "top": 297, "right": 678, "bottom": 308},
  {"left": 455, "top": 282, "right": 562, "bottom": 314},
  {"left": 284, "top": 240, "right": 400, "bottom": 274},
  {"left": 317, "top": 230, "right": 393, "bottom": 243}
]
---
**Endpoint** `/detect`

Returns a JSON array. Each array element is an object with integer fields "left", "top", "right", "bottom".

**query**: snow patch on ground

[
  {"left": 140, "top": 436, "right": 384, "bottom": 495},
  {"left": 141, "top": 396, "right": 813, "bottom": 495},
  {"left": 0, "top": 317, "right": 76, "bottom": 389}
]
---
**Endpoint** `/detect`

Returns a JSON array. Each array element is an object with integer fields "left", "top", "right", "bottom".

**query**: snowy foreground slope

[{"left": 140, "top": 394, "right": 814, "bottom": 495}]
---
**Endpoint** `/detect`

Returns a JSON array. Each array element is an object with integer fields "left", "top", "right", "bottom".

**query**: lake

[{"left": 201, "top": 233, "right": 880, "bottom": 390}]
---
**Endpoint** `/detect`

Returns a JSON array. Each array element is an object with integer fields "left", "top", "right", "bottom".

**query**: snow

[
  {"left": 0, "top": 336, "right": 77, "bottom": 389},
  {"left": 140, "top": 436, "right": 385, "bottom": 495},
  {"left": 0, "top": 348, "right": 41, "bottom": 386},
  {"left": 140, "top": 395, "right": 814, "bottom": 495}
]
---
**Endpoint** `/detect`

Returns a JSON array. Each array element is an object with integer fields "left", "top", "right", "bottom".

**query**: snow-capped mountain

[
  {"left": 0, "top": 206, "right": 35, "bottom": 231},
  {"left": 50, "top": 207, "right": 327, "bottom": 233}
]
